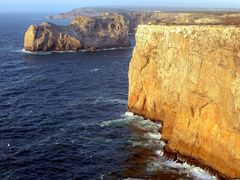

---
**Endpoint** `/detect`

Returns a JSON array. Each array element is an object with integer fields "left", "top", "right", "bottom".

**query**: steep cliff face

[
  {"left": 24, "top": 15, "right": 130, "bottom": 51},
  {"left": 128, "top": 25, "right": 240, "bottom": 178}
]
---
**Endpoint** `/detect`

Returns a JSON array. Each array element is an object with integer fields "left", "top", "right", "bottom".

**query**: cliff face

[
  {"left": 24, "top": 22, "right": 81, "bottom": 51},
  {"left": 24, "top": 15, "right": 130, "bottom": 51},
  {"left": 128, "top": 25, "right": 240, "bottom": 178}
]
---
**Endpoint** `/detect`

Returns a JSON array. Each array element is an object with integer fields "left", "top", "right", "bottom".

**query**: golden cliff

[{"left": 128, "top": 25, "right": 240, "bottom": 178}]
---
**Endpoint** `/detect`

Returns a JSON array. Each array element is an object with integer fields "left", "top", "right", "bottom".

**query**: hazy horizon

[{"left": 1, "top": 0, "right": 240, "bottom": 13}]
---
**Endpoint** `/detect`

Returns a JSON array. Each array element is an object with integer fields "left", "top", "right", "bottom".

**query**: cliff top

[
  {"left": 136, "top": 24, "right": 240, "bottom": 46},
  {"left": 137, "top": 24, "right": 240, "bottom": 31}
]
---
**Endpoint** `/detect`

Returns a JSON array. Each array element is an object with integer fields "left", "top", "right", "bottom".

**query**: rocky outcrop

[
  {"left": 24, "top": 15, "right": 130, "bottom": 51},
  {"left": 128, "top": 25, "right": 240, "bottom": 178},
  {"left": 49, "top": 8, "right": 240, "bottom": 33}
]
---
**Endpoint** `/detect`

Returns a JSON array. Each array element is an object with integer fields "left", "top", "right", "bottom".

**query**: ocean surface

[{"left": 0, "top": 13, "right": 216, "bottom": 180}]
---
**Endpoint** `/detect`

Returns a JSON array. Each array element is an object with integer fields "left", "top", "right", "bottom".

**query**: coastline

[
  {"left": 124, "top": 111, "right": 219, "bottom": 179},
  {"left": 17, "top": 46, "right": 134, "bottom": 55}
]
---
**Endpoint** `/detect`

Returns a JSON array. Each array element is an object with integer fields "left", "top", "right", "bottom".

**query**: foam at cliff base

[
  {"left": 116, "top": 113, "right": 216, "bottom": 179},
  {"left": 100, "top": 112, "right": 141, "bottom": 127},
  {"left": 100, "top": 112, "right": 216, "bottom": 179},
  {"left": 101, "top": 112, "right": 162, "bottom": 130},
  {"left": 147, "top": 159, "right": 217, "bottom": 180},
  {"left": 14, "top": 49, "right": 52, "bottom": 55}
]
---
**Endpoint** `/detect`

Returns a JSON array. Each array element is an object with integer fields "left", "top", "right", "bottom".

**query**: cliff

[
  {"left": 49, "top": 8, "right": 240, "bottom": 33},
  {"left": 24, "top": 15, "right": 130, "bottom": 51},
  {"left": 128, "top": 25, "right": 240, "bottom": 178}
]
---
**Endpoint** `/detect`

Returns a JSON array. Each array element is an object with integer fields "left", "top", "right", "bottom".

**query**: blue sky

[{"left": 1, "top": 0, "right": 240, "bottom": 12}]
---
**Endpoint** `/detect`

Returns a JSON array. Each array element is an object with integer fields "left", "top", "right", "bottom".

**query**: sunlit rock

[
  {"left": 24, "top": 15, "right": 130, "bottom": 51},
  {"left": 128, "top": 24, "right": 240, "bottom": 178}
]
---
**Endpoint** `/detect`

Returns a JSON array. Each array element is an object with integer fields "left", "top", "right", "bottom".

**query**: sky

[{"left": 1, "top": 0, "right": 240, "bottom": 13}]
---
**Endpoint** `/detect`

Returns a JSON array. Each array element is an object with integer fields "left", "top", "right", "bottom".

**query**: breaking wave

[
  {"left": 13, "top": 49, "right": 53, "bottom": 55},
  {"left": 147, "top": 159, "right": 217, "bottom": 180},
  {"left": 104, "top": 112, "right": 217, "bottom": 180}
]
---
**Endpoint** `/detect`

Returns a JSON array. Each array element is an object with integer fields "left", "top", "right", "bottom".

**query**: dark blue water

[{"left": 0, "top": 13, "right": 215, "bottom": 180}]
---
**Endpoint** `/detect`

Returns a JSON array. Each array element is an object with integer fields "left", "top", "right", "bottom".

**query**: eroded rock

[{"left": 24, "top": 15, "right": 130, "bottom": 51}]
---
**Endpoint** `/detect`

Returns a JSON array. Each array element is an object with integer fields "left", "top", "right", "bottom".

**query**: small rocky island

[{"left": 24, "top": 14, "right": 130, "bottom": 51}]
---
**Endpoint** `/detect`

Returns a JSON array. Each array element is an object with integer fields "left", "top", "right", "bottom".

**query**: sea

[{"left": 0, "top": 13, "right": 216, "bottom": 180}]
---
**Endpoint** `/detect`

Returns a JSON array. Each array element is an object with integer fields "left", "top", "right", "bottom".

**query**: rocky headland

[
  {"left": 49, "top": 8, "right": 240, "bottom": 33},
  {"left": 128, "top": 24, "right": 240, "bottom": 178},
  {"left": 24, "top": 14, "right": 130, "bottom": 51}
]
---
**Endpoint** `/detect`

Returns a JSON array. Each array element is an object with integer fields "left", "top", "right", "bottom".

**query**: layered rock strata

[
  {"left": 24, "top": 15, "right": 130, "bottom": 51},
  {"left": 128, "top": 25, "right": 240, "bottom": 178}
]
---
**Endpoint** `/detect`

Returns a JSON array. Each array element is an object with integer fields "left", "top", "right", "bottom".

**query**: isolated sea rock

[
  {"left": 24, "top": 22, "right": 81, "bottom": 51},
  {"left": 128, "top": 25, "right": 240, "bottom": 178},
  {"left": 24, "top": 15, "right": 130, "bottom": 51}
]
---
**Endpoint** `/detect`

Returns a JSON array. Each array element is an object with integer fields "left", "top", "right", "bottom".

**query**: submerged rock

[
  {"left": 24, "top": 15, "right": 130, "bottom": 51},
  {"left": 128, "top": 25, "right": 240, "bottom": 178}
]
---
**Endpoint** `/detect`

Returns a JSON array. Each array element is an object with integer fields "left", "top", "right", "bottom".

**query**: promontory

[
  {"left": 24, "top": 14, "right": 130, "bottom": 51},
  {"left": 49, "top": 7, "right": 240, "bottom": 33},
  {"left": 128, "top": 25, "right": 240, "bottom": 179}
]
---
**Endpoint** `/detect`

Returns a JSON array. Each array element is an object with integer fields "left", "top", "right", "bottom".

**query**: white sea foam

[
  {"left": 124, "top": 111, "right": 134, "bottom": 117},
  {"left": 132, "top": 118, "right": 161, "bottom": 132},
  {"left": 121, "top": 114, "right": 165, "bottom": 150},
  {"left": 90, "top": 69, "right": 100, "bottom": 72},
  {"left": 190, "top": 167, "right": 216, "bottom": 180},
  {"left": 13, "top": 49, "right": 52, "bottom": 55},
  {"left": 100, "top": 112, "right": 145, "bottom": 127},
  {"left": 155, "top": 150, "right": 164, "bottom": 156},
  {"left": 122, "top": 113, "right": 162, "bottom": 133},
  {"left": 100, "top": 118, "right": 130, "bottom": 127},
  {"left": 147, "top": 159, "right": 217, "bottom": 180},
  {"left": 128, "top": 137, "right": 165, "bottom": 150},
  {"left": 101, "top": 111, "right": 216, "bottom": 179},
  {"left": 13, "top": 47, "right": 132, "bottom": 55},
  {"left": 120, "top": 112, "right": 216, "bottom": 180},
  {"left": 144, "top": 132, "right": 161, "bottom": 140},
  {"left": 127, "top": 140, "right": 149, "bottom": 148}
]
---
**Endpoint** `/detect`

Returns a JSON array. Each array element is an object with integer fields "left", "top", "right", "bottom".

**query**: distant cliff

[
  {"left": 49, "top": 8, "right": 240, "bottom": 33},
  {"left": 24, "top": 15, "right": 130, "bottom": 51},
  {"left": 128, "top": 25, "right": 240, "bottom": 178}
]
